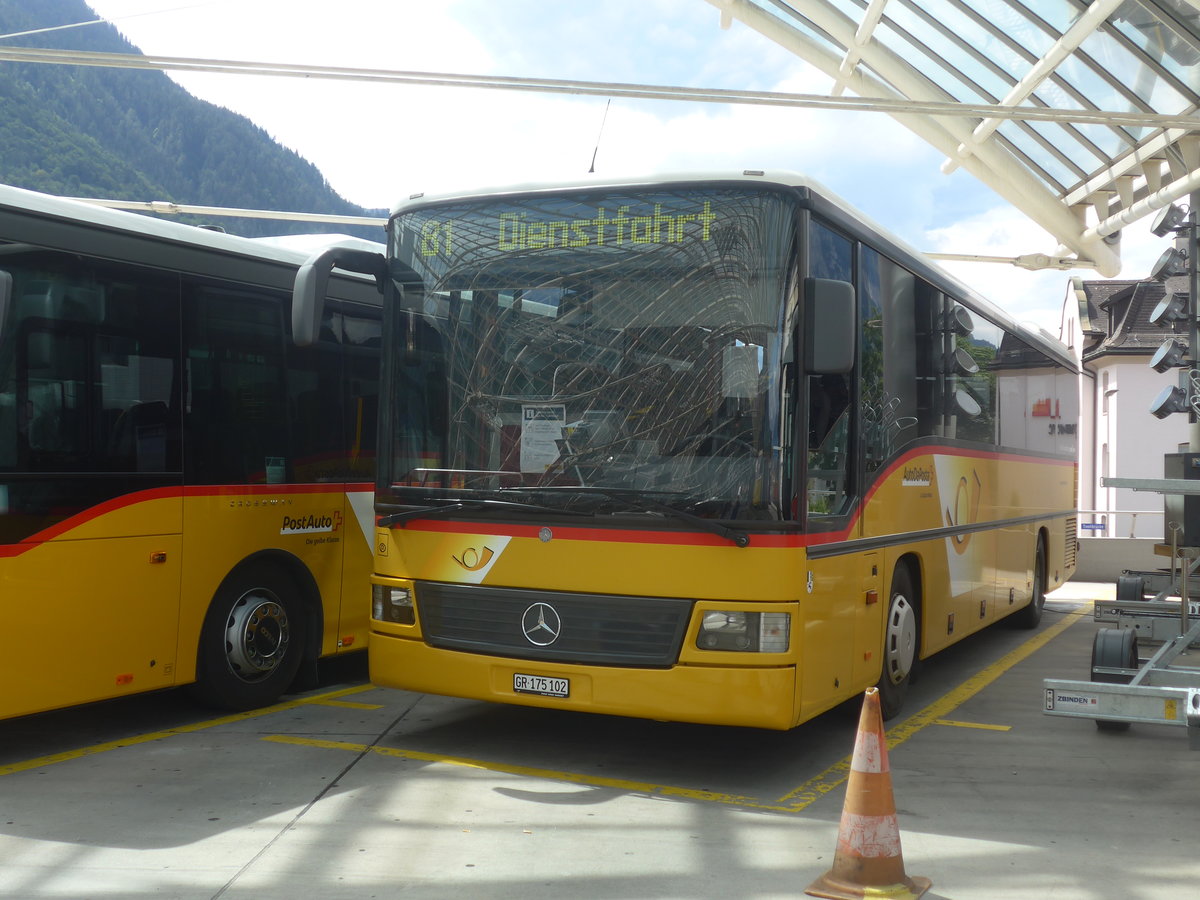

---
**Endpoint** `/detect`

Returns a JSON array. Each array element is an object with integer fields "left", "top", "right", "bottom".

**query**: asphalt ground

[{"left": 1, "top": 581, "right": 1197, "bottom": 900}]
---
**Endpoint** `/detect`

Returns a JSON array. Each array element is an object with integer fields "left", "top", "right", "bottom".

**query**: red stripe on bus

[
  {"left": 380, "top": 446, "right": 1073, "bottom": 549},
  {"left": 0, "top": 483, "right": 372, "bottom": 558}
]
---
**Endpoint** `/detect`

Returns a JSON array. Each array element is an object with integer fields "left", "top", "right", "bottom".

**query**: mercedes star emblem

[{"left": 521, "top": 602, "right": 562, "bottom": 646}]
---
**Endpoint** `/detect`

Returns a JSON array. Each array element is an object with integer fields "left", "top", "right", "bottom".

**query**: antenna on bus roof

[{"left": 588, "top": 99, "right": 611, "bottom": 174}]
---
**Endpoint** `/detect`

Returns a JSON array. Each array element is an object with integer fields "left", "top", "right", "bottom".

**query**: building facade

[{"left": 1060, "top": 275, "right": 1190, "bottom": 576}]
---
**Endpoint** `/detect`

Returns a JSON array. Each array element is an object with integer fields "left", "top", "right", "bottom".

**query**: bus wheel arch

[
  {"left": 188, "top": 552, "right": 321, "bottom": 711},
  {"left": 878, "top": 557, "right": 921, "bottom": 720}
]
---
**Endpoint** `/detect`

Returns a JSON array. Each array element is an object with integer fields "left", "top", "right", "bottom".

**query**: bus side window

[
  {"left": 806, "top": 218, "right": 854, "bottom": 519},
  {"left": 807, "top": 372, "right": 850, "bottom": 516},
  {"left": 185, "top": 284, "right": 286, "bottom": 485},
  {"left": 0, "top": 270, "right": 11, "bottom": 470}
]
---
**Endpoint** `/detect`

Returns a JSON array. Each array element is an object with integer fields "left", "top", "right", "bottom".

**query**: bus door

[
  {"left": 800, "top": 364, "right": 860, "bottom": 720},
  {"left": 0, "top": 262, "right": 183, "bottom": 715}
]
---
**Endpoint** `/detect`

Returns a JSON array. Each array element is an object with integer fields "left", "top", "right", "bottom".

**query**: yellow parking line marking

[
  {"left": 2, "top": 603, "right": 1090, "bottom": 813},
  {"left": 934, "top": 719, "right": 1011, "bottom": 731},
  {"left": 777, "top": 605, "right": 1089, "bottom": 810},
  {"left": 262, "top": 734, "right": 798, "bottom": 812},
  {"left": 308, "top": 700, "right": 384, "bottom": 710},
  {"left": 0, "top": 683, "right": 373, "bottom": 777},
  {"left": 260, "top": 607, "right": 1089, "bottom": 815}
]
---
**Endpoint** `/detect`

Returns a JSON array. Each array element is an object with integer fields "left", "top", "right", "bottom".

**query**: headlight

[
  {"left": 697, "top": 611, "right": 789, "bottom": 652},
  {"left": 372, "top": 584, "right": 415, "bottom": 624}
]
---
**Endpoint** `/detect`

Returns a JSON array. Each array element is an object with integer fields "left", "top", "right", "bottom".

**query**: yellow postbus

[
  {"left": 0, "top": 184, "right": 382, "bottom": 720},
  {"left": 297, "top": 171, "right": 1078, "bottom": 729}
]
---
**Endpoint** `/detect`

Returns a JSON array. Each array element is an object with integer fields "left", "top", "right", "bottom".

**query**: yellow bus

[
  {"left": 0, "top": 184, "right": 382, "bottom": 720},
  {"left": 297, "top": 171, "right": 1078, "bottom": 729}
]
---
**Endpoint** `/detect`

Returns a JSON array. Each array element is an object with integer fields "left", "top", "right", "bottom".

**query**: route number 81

[{"left": 420, "top": 220, "right": 453, "bottom": 257}]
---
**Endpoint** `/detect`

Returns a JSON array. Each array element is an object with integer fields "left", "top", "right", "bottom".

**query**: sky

[{"left": 46, "top": 1, "right": 1175, "bottom": 333}]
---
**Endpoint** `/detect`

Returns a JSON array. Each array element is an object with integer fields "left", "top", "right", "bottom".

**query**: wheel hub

[
  {"left": 224, "top": 590, "right": 290, "bottom": 682},
  {"left": 885, "top": 594, "right": 917, "bottom": 684}
]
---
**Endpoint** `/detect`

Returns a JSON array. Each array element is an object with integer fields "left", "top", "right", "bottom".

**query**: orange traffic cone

[{"left": 805, "top": 687, "right": 931, "bottom": 900}]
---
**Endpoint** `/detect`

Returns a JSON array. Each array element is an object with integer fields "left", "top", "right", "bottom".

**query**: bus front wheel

[
  {"left": 189, "top": 562, "right": 306, "bottom": 711},
  {"left": 878, "top": 566, "right": 919, "bottom": 720}
]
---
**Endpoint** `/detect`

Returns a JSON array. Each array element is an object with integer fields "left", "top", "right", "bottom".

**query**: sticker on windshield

[{"left": 521, "top": 404, "right": 566, "bottom": 473}]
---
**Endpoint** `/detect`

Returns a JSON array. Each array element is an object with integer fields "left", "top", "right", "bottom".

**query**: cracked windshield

[{"left": 386, "top": 186, "right": 796, "bottom": 522}]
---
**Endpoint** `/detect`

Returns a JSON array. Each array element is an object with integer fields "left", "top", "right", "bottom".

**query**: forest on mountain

[{"left": 0, "top": 0, "right": 384, "bottom": 238}]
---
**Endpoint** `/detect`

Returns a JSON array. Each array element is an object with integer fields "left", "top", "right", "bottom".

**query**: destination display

[{"left": 396, "top": 187, "right": 789, "bottom": 278}]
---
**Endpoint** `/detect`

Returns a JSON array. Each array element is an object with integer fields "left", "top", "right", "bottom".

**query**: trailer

[{"left": 1044, "top": 476, "right": 1200, "bottom": 748}]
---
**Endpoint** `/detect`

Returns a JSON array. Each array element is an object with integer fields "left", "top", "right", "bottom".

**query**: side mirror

[
  {"left": 292, "top": 248, "right": 387, "bottom": 347},
  {"left": 803, "top": 277, "right": 855, "bottom": 374}
]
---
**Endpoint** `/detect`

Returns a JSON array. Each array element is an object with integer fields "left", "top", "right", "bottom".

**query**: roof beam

[
  {"left": 944, "top": 0, "right": 1130, "bottom": 173},
  {"left": 1085, "top": 137, "right": 1200, "bottom": 240},
  {"left": 831, "top": 0, "right": 891, "bottom": 97},
  {"left": 0, "top": 44, "right": 1190, "bottom": 129}
]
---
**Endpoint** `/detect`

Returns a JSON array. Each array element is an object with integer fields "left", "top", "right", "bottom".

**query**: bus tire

[
  {"left": 189, "top": 561, "right": 306, "bottom": 711},
  {"left": 878, "top": 565, "right": 919, "bottom": 720},
  {"left": 1011, "top": 535, "right": 1047, "bottom": 629}
]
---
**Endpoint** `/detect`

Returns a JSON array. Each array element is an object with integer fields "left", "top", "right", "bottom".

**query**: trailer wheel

[
  {"left": 189, "top": 561, "right": 306, "bottom": 711},
  {"left": 1090, "top": 626, "right": 1138, "bottom": 732}
]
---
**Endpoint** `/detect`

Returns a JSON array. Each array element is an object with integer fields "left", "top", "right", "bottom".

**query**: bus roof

[
  {"left": 0, "top": 181, "right": 384, "bottom": 272},
  {"left": 390, "top": 170, "right": 1075, "bottom": 370}
]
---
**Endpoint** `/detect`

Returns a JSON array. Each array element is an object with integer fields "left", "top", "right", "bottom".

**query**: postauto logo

[{"left": 280, "top": 511, "right": 343, "bottom": 535}]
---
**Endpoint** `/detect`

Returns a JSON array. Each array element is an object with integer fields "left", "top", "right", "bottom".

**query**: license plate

[{"left": 513, "top": 673, "right": 569, "bottom": 698}]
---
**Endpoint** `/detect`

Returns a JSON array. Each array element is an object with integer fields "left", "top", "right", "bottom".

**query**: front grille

[{"left": 416, "top": 582, "right": 693, "bottom": 667}]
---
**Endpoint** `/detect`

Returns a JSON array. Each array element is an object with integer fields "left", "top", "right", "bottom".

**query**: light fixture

[
  {"left": 949, "top": 345, "right": 980, "bottom": 375},
  {"left": 1149, "top": 291, "right": 1190, "bottom": 326},
  {"left": 1150, "top": 383, "right": 1190, "bottom": 419},
  {"left": 1151, "top": 247, "right": 1189, "bottom": 281},
  {"left": 1151, "top": 203, "right": 1189, "bottom": 237},
  {"left": 954, "top": 388, "right": 982, "bottom": 418},
  {"left": 1151, "top": 338, "right": 1189, "bottom": 373},
  {"left": 942, "top": 304, "right": 974, "bottom": 335}
]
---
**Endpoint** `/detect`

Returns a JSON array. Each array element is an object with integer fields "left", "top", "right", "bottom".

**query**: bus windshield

[{"left": 384, "top": 186, "right": 797, "bottom": 521}]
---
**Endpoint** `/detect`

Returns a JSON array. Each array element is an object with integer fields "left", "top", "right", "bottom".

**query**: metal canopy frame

[
  {"left": 708, "top": 0, "right": 1200, "bottom": 276},
  {"left": 3, "top": 3, "right": 1200, "bottom": 278}
]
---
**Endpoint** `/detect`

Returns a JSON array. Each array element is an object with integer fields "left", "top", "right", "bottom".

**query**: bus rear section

[{"left": 0, "top": 186, "right": 382, "bottom": 719}]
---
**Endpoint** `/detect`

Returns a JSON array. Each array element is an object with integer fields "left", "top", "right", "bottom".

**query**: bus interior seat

[{"left": 107, "top": 400, "right": 170, "bottom": 471}]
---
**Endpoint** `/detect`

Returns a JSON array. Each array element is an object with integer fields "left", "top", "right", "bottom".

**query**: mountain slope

[{"left": 0, "top": 0, "right": 384, "bottom": 238}]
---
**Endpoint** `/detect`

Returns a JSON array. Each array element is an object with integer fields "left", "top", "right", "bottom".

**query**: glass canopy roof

[
  {"left": 1, "top": 1, "right": 1195, "bottom": 278},
  {"left": 709, "top": 0, "right": 1200, "bottom": 276}
]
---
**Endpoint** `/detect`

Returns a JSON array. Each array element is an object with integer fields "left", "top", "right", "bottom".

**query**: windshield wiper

[
  {"left": 513, "top": 486, "right": 750, "bottom": 548},
  {"left": 378, "top": 497, "right": 591, "bottom": 528}
]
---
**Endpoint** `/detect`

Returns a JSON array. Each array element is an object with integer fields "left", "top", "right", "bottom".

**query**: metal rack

[{"left": 1044, "top": 476, "right": 1200, "bottom": 747}]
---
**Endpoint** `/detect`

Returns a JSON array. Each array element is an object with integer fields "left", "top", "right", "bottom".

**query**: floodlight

[
  {"left": 1150, "top": 383, "right": 1190, "bottom": 419},
  {"left": 953, "top": 388, "right": 981, "bottom": 418},
  {"left": 945, "top": 304, "right": 974, "bottom": 336},
  {"left": 1151, "top": 203, "right": 1188, "bottom": 237},
  {"left": 1151, "top": 338, "right": 1189, "bottom": 373},
  {"left": 950, "top": 346, "right": 979, "bottom": 375},
  {"left": 1150, "top": 291, "right": 1190, "bottom": 326},
  {"left": 1151, "top": 247, "right": 1189, "bottom": 281}
]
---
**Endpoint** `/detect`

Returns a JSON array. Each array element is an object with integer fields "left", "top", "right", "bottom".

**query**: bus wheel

[
  {"left": 189, "top": 562, "right": 306, "bottom": 711},
  {"left": 1012, "top": 536, "right": 1047, "bottom": 629},
  {"left": 878, "top": 566, "right": 918, "bottom": 719}
]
